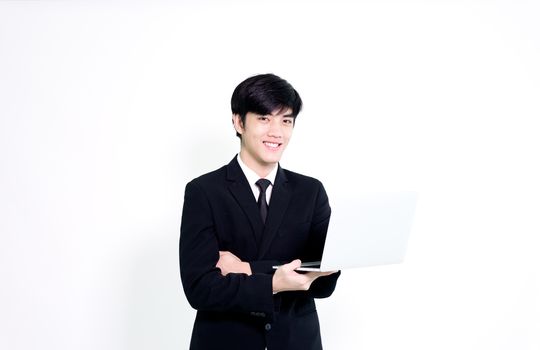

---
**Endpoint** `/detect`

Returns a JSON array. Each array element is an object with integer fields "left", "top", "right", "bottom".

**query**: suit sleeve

[
  {"left": 179, "top": 181, "right": 275, "bottom": 315},
  {"left": 305, "top": 180, "right": 341, "bottom": 298},
  {"left": 250, "top": 260, "right": 280, "bottom": 274}
]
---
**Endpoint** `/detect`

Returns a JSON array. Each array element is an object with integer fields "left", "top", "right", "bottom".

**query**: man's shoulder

[
  {"left": 188, "top": 164, "right": 228, "bottom": 186},
  {"left": 281, "top": 167, "right": 324, "bottom": 188},
  {"left": 186, "top": 161, "right": 326, "bottom": 189}
]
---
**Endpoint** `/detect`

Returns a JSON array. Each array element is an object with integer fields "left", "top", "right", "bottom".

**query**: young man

[{"left": 180, "top": 74, "right": 340, "bottom": 350}]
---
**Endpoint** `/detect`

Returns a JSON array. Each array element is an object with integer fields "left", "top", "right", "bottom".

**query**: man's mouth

[{"left": 263, "top": 141, "right": 281, "bottom": 149}]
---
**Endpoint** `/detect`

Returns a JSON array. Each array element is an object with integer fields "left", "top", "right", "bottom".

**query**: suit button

[{"left": 265, "top": 323, "right": 272, "bottom": 331}]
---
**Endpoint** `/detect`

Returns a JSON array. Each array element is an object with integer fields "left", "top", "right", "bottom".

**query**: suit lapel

[
  {"left": 257, "top": 166, "right": 292, "bottom": 259},
  {"left": 226, "top": 158, "right": 264, "bottom": 244}
]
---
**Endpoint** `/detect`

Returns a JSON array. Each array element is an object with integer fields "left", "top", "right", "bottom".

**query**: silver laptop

[{"left": 275, "top": 192, "right": 418, "bottom": 272}]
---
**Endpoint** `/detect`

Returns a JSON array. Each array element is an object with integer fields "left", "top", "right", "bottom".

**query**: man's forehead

[{"left": 270, "top": 107, "right": 293, "bottom": 117}]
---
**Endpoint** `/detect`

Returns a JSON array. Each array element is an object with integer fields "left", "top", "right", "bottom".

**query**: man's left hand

[{"left": 216, "top": 251, "right": 252, "bottom": 276}]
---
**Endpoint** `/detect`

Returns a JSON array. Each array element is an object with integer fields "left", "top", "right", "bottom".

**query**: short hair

[{"left": 231, "top": 73, "right": 303, "bottom": 137}]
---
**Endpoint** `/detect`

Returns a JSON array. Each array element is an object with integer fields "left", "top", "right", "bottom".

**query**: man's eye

[
  {"left": 259, "top": 117, "right": 269, "bottom": 121},
  {"left": 283, "top": 119, "right": 293, "bottom": 124}
]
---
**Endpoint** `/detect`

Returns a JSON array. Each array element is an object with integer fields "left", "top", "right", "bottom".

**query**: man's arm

[
  {"left": 180, "top": 181, "right": 331, "bottom": 314},
  {"left": 301, "top": 180, "right": 341, "bottom": 298},
  {"left": 180, "top": 181, "right": 274, "bottom": 314},
  {"left": 214, "top": 179, "right": 341, "bottom": 297},
  {"left": 216, "top": 251, "right": 252, "bottom": 275},
  {"left": 217, "top": 251, "right": 336, "bottom": 293}
]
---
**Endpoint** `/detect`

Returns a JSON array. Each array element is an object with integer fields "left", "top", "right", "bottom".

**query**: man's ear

[{"left": 232, "top": 114, "right": 244, "bottom": 135}]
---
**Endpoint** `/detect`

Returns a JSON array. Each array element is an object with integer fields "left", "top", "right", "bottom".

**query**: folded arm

[
  {"left": 180, "top": 182, "right": 274, "bottom": 314},
  {"left": 215, "top": 179, "right": 341, "bottom": 298},
  {"left": 217, "top": 251, "right": 337, "bottom": 294}
]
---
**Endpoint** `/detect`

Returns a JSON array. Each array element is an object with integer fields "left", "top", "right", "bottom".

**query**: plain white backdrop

[{"left": 1, "top": 1, "right": 539, "bottom": 349}]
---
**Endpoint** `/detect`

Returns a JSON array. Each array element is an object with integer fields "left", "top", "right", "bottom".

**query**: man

[{"left": 179, "top": 73, "right": 340, "bottom": 350}]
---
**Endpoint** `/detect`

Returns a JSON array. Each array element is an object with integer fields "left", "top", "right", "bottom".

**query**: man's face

[{"left": 233, "top": 108, "right": 294, "bottom": 174}]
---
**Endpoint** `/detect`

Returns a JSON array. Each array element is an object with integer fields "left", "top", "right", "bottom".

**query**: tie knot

[{"left": 255, "top": 179, "right": 271, "bottom": 192}]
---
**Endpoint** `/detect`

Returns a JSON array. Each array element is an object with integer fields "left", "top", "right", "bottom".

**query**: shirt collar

[{"left": 236, "top": 154, "right": 278, "bottom": 186}]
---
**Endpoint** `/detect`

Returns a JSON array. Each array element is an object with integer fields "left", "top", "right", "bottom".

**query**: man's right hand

[{"left": 272, "top": 259, "right": 336, "bottom": 294}]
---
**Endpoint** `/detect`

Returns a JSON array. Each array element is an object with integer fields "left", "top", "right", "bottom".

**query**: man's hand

[
  {"left": 216, "top": 251, "right": 252, "bottom": 276},
  {"left": 272, "top": 259, "right": 337, "bottom": 294}
]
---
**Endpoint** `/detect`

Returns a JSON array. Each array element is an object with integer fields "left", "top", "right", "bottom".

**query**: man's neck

[{"left": 238, "top": 151, "right": 277, "bottom": 178}]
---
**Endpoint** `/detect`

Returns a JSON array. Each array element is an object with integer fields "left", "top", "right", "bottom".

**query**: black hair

[{"left": 231, "top": 73, "right": 303, "bottom": 137}]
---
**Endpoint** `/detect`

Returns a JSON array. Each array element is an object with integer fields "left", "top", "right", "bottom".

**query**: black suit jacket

[{"left": 180, "top": 157, "right": 340, "bottom": 350}]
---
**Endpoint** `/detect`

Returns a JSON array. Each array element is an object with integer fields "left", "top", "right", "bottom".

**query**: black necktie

[{"left": 255, "top": 179, "right": 271, "bottom": 224}]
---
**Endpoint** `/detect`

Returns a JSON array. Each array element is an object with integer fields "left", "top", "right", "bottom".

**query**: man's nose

[{"left": 267, "top": 119, "right": 283, "bottom": 138}]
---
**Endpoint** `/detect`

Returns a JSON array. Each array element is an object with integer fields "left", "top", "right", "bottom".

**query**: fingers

[
  {"left": 289, "top": 259, "right": 302, "bottom": 270},
  {"left": 305, "top": 271, "right": 332, "bottom": 279},
  {"left": 219, "top": 251, "right": 239, "bottom": 260},
  {"left": 316, "top": 270, "right": 339, "bottom": 277},
  {"left": 277, "top": 259, "right": 301, "bottom": 272}
]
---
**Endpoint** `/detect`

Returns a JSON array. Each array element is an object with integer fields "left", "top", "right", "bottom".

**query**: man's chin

[{"left": 263, "top": 154, "right": 283, "bottom": 164}]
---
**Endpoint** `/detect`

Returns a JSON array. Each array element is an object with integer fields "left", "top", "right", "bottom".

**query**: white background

[{"left": 1, "top": 1, "right": 539, "bottom": 349}]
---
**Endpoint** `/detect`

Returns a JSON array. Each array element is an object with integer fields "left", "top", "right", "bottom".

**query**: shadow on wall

[{"left": 125, "top": 232, "right": 195, "bottom": 350}]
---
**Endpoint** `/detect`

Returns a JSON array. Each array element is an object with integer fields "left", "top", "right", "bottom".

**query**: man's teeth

[{"left": 264, "top": 142, "right": 279, "bottom": 148}]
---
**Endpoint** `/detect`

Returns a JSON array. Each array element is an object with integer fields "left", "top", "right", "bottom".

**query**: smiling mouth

[{"left": 263, "top": 141, "right": 281, "bottom": 149}]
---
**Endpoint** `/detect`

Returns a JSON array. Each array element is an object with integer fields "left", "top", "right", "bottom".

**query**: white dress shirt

[{"left": 236, "top": 154, "right": 278, "bottom": 205}]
